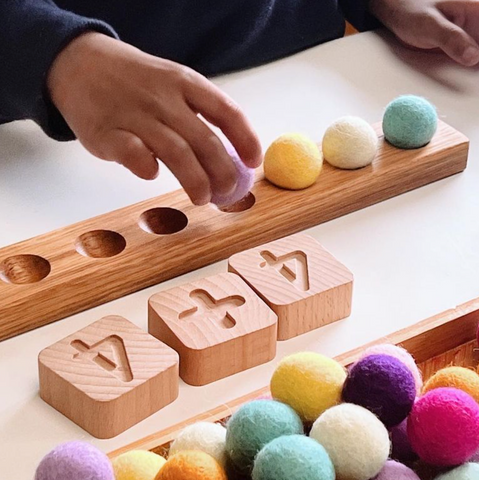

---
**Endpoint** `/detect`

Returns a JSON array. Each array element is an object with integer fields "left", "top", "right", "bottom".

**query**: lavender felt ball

[
  {"left": 391, "top": 418, "right": 418, "bottom": 463},
  {"left": 210, "top": 144, "right": 255, "bottom": 208},
  {"left": 342, "top": 354, "right": 417, "bottom": 428},
  {"left": 35, "top": 441, "right": 114, "bottom": 480},
  {"left": 372, "top": 460, "right": 420, "bottom": 480}
]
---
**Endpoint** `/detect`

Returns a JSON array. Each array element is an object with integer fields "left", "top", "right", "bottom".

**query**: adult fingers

[
  {"left": 183, "top": 73, "right": 263, "bottom": 168},
  {"left": 141, "top": 122, "right": 212, "bottom": 205}
]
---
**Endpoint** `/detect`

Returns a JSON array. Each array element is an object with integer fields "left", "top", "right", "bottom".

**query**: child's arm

[
  {"left": 0, "top": 2, "right": 262, "bottom": 205},
  {"left": 369, "top": 0, "right": 479, "bottom": 66}
]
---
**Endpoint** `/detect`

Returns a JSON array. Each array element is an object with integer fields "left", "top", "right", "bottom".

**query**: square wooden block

[
  {"left": 228, "top": 233, "right": 353, "bottom": 340},
  {"left": 148, "top": 272, "right": 278, "bottom": 386},
  {"left": 38, "top": 315, "right": 179, "bottom": 439}
]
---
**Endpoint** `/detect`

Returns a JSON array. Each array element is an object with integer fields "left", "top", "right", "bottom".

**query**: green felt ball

[
  {"left": 383, "top": 95, "right": 437, "bottom": 149},
  {"left": 252, "top": 435, "right": 335, "bottom": 480},
  {"left": 225, "top": 400, "right": 303, "bottom": 474},
  {"left": 434, "top": 463, "right": 479, "bottom": 480}
]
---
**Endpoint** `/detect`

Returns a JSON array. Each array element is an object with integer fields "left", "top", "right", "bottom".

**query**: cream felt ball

[
  {"left": 310, "top": 403, "right": 390, "bottom": 480},
  {"left": 210, "top": 143, "right": 255, "bottom": 208},
  {"left": 35, "top": 441, "right": 114, "bottom": 480},
  {"left": 383, "top": 95, "right": 437, "bottom": 149},
  {"left": 434, "top": 463, "right": 479, "bottom": 480},
  {"left": 169, "top": 422, "right": 227, "bottom": 467},
  {"left": 225, "top": 399, "right": 303, "bottom": 474},
  {"left": 270, "top": 352, "right": 347, "bottom": 423},
  {"left": 342, "top": 354, "right": 417, "bottom": 428},
  {"left": 423, "top": 366, "right": 479, "bottom": 403},
  {"left": 264, "top": 133, "right": 323, "bottom": 189},
  {"left": 155, "top": 451, "right": 226, "bottom": 480},
  {"left": 112, "top": 450, "right": 166, "bottom": 480},
  {"left": 372, "top": 460, "right": 420, "bottom": 480},
  {"left": 252, "top": 435, "right": 335, "bottom": 480},
  {"left": 359, "top": 343, "right": 423, "bottom": 391},
  {"left": 322, "top": 116, "right": 378, "bottom": 169},
  {"left": 408, "top": 387, "right": 479, "bottom": 466}
]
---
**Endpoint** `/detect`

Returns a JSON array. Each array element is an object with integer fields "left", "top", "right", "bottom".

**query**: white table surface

[{"left": 2, "top": 30, "right": 479, "bottom": 479}]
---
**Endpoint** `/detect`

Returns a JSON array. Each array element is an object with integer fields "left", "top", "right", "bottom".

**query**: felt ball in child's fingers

[
  {"left": 408, "top": 387, "right": 479, "bottom": 466},
  {"left": 359, "top": 343, "right": 423, "bottom": 391},
  {"left": 434, "top": 463, "right": 479, "bottom": 480},
  {"left": 372, "top": 460, "right": 420, "bottom": 480},
  {"left": 155, "top": 451, "right": 226, "bottom": 480},
  {"left": 342, "top": 354, "right": 416, "bottom": 428},
  {"left": 252, "top": 435, "right": 335, "bottom": 480},
  {"left": 270, "top": 352, "right": 346, "bottom": 423},
  {"left": 225, "top": 400, "right": 303, "bottom": 474},
  {"left": 112, "top": 450, "right": 166, "bottom": 480},
  {"left": 35, "top": 441, "right": 114, "bottom": 480},
  {"left": 169, "top": 422, "right": 227, "bottom": 467},
  {"left": 310, "top": 403, "right": 390, "bottom": 480},
  {"left": 423, "top": 366, "right": 479, "bottom": 403}
]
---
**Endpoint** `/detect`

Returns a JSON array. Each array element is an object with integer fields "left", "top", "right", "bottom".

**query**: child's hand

[
  {"left": 47, "top": 33, "right": 262, "bottom": 205},
  {"left": 370, "top": 0, "right": 479, "bottom": 66}
]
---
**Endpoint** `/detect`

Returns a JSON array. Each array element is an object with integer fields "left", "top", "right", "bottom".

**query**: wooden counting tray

[
  {"left": 0, "top": 120, "right": 469, "bottom": 341},
  {"left": 108, "top": 296, "right": 479, "bottom": 465}
]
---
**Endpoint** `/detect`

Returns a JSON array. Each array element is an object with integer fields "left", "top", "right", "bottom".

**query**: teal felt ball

[
  {"left": 434, "top": 463, "right": 479, "bottom": 480},
  {"left": 225, "top": 400, "right": 303, "bottom": 474},
  {"left": 252, "top": 435, "right": 335, "bottom": 480},
  {"left": 383, "top": 95, "right": 437, "bottom": 149}
]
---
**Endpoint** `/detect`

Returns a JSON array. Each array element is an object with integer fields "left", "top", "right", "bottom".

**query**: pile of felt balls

[
  {"left": 35, "top": 340, "right": 479, "bottom": 480},
  {"left": 263, "top": 94, "right": 438, "bottom": 191}
]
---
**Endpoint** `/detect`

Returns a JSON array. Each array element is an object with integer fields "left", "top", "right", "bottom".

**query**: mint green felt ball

[
  {"left": 434, "top": 463, "right": 479, "bottom": 480},
  {"left": 252, "top": 435, "right": 335, "bottom": 480},
  {"left": 226, "top": 400, "right": 303, "bottom": 474},
  {"left": 383, "top": 95, "right": 437, "bottom": 149}
]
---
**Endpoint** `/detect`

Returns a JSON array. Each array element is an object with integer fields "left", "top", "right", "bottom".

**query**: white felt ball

[
  {"left": 322, "top": 116, "right": 378, "bottom": 169},
  {"left": 310, "top": 403, "right": 390, "bottom": 480},
  {"left": 169, "top": 422, "right": 227, "bottom": 467}
]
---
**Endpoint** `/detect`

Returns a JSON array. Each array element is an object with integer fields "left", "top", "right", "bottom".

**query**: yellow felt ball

[
  {"left": 423, "top": 366, "right": 479, "bottom": 403},
  {"left": 264, "top": 133, "right": 323, "bottom": 190},
  {"left": 270, "top": 352, "right": 347, "bottom": 423},
  {"left": 155, "top": 451, "right": 227, "bottom": 480},
  {"left": 113, "top": 450, "right": 166, "bottom": 480}
]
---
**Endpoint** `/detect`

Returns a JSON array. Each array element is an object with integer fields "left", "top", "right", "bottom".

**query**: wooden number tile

[
  {"left": 38, "top": 316, "right": 179, "bottom": 439},
  {"left": 148, "top": 272, "right": 278, "bottom": 386},
  {"left": 228, "top": 233, "right": 353, "bottom": 340}
]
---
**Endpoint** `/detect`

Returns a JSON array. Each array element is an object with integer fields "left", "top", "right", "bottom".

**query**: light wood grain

[
  {"left": 109, "top": 296, "right": 479, "bottom": 460},
  {"left": 229, "top": 233, "right": 353, "bottom": 340},
  {"left": 39, "top": 316, "right": 179, "bottom": 439},
  {"left": 148, "top": 273, "right": 278, "bottom": 386},
  {"left": 0, "top": 120, "right": 468, "bottom": 341}
]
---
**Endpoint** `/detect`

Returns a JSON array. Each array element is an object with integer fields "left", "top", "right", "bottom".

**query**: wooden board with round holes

[{"left": 0, "top": 120, "right": 469, "bottom": 341}]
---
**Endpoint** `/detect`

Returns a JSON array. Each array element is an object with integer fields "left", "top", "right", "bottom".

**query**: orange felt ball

[{"left": 155, "top": 451, "right": 227, "bottom": 480}]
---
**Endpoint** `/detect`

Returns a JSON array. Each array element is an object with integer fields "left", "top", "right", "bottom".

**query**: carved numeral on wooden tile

[{"left": 260, "top": 250, "right": 310, "bottom": 292}]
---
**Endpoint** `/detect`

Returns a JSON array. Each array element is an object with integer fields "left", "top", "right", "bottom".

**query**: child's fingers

[
  {"left": 165, "top": 107, "right": 238, "bottom": 197},
  {"left": 184, "top": 74, "right": 263, "bottom": 168},
  {"left": 427, "top": 11, "right": 479, "bottom": 66},
  {"left": 92, "top": 130, "right": 159, "bottom": 180},
  {"left": 141, "top": 123, "right": 212, "bottom": 206}
]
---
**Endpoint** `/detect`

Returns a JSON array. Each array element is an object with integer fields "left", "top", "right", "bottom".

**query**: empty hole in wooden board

[
  {"left": 0, "top": 254, "right": 51, "bottom": 284},
  {"left": 218, "top": 192, "right": 256, "bottom": 213},
  {"left": 76, "top": 230, "right": 127, "bottom": 258},
  {"left": 139, "top": 207, "right": 188, "bottom": 235}
]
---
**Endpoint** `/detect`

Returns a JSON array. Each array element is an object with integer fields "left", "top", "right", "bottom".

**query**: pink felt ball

[
  {"left": 408, "top": 387, "right": 479, "bottom": 466},
  {"left": 359, "top": 344, "right": 423, "bottom": 391},
  {"left": 372, "top": 460, "right": 420, "bottom": 480},
  {"left": 210, "top": 144, "right": 255, "bottom": 208}
]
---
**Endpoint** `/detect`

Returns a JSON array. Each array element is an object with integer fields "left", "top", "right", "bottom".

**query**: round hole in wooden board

[
  {"left": 0, "top": 254, "right": 51, "bottom": 284},
  {"left": 75, "top": 230, "right": 126, "bottom": 258},
  {"left": 139, "top": 208, "right": 188, "bottom": 235},
  {"left": 217, "top": 192, "right": 256, "bottom": 213}
]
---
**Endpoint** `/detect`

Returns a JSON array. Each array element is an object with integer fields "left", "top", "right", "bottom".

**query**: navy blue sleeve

[
  {"left": 339, "top": 0, "right": 381, "bottom": 31},
  {"left": 0, "top": 0, "right": 117, "bottom": 140}
]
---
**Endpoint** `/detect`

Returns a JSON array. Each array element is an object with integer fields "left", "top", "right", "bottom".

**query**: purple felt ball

[
  {"left": 342, "top": 354, "right": 417, "bottom": 428},
  {"left": 372, "top": 460, "right": 420, "bottom": 480},
  {"left": 210, "top": 144, "right": 255, "bottom": 207},
  {"left": 35, "top": 441, "right": 114, "bottom": 480},
  {"left": 390, "top": 418, "right": 418, "bottom": 463}
]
